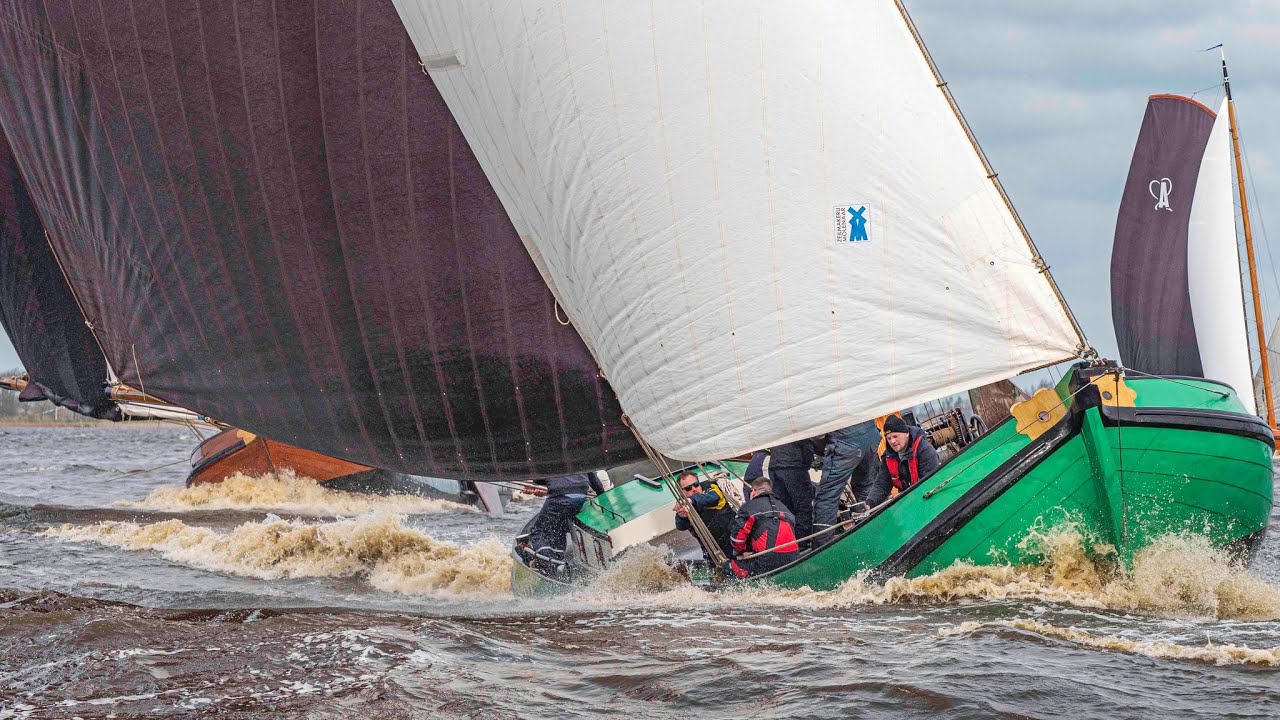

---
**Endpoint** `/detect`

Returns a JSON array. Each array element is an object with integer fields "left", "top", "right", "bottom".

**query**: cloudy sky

[
  {"left": 910, "top": 0, "right": 1280, "bottom": 363},
  {"left": 0, "top": 1, "right": 1276, "bottom": 377}
]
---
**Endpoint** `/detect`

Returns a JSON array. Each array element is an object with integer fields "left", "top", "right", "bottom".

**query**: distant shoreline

[{"left": 0, "top": 418, "right": 182, "bottom": 428}]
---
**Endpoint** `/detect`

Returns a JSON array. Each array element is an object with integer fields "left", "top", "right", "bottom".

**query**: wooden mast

[{"left": 1220, "top": 49, "right": 1276, "bottom": 430}]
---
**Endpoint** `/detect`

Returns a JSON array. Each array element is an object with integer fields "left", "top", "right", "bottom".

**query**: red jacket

[{"left": 730, "top": 491, "right": 799, "bottom": 555}]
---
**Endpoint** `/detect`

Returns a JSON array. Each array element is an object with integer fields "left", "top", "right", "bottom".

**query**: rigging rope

[
  {"left": 1116, "top": 367, "right": 1229, "bottom": 398},
  {"left": 924, "top": 375, "right": 1101, "bottom": 499},
  {"left": 101, "top": 457, "right": 188, "bottom": 483},
  {"left": 620, "top": 414, "right": 728, "bottom": 572},
  {"left": 554, "top": 300, "right": 571, "bottom": 326}
]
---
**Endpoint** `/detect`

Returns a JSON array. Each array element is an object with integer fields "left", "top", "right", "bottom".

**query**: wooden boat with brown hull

[
  {"left": 187, "top": 427, "right": 389, "bottom": 488},
  {"left": 186, "top": 426, "right": 510, "bottom": 513}
]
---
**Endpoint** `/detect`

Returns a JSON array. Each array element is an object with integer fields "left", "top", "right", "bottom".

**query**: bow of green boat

[{"left": 511, "top": 362, "right": 1274, "bottom": 597}]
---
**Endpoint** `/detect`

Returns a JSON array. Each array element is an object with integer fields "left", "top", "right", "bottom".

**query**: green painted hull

[{"left": 512, "top": 364, "right": 1275, "bottom": 595}]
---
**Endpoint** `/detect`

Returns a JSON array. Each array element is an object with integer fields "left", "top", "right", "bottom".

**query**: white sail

[
  {"left": 1188, "top": 98, "right": 1255, "bottom": 414},
  {"left": 392, "top": 0, "right": 1081, "bottom": 459}
]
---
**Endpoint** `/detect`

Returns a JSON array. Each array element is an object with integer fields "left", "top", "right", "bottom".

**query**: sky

[
  {"left": 909, "top": 0, "right": 1280, "bottom": 364},
  {"left": 0, "top": 1, "right": 1277, "bottom": 377}
]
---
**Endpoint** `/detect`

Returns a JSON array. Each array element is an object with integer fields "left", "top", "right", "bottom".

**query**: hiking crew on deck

[
  {"left": 727, "top": 476, "right": 800, "bottom": 578},
  {"left": 673, "top": 471, "right": 736, "bottom": 561},
  {"left": 526, "top": 472, "right": 607, "bottom": 573}
]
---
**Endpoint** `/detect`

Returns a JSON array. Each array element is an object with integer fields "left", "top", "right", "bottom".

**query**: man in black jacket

[
  {"left": 673, "top": 471, "right": 736, "bottom": 561},
  {"left": 726, "top": 476, "right": 800, "bottom": 578},
  {"left": 765, "top": 439, "right": 818, "bottom": 542},
  {"left": 526, "top": 472, "right": 607, "bottom": 573},
  {"left": 873, "top": 415, "right": 941, "bottom": 505}
]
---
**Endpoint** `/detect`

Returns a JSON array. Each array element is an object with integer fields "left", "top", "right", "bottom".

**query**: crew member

[
  {"left": 878, "top": 415, "right": 941, "bottom": 501},
  {"left": 765, "top": 439, "right": 817, "bottom": 542},
  {"left": 526, "top": 472, "right": 607, "bottom": 573},
  {"left": 726, "top": 476, "right": 800, "bottom": 578},
  {"left": 812, "top": 419, "right": 882, "bottom": 544},
  {"left": 673, "top": 471, "right": 736, "bottom": 561}
]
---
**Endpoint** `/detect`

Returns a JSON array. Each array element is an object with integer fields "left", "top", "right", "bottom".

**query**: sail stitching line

[
  {"left": 414, "top": 5, "right": 515, "bottom": 472},
  {"left": 124, "top": 0, "right": 251, "bottom": 412},
  {"left": 577, "top": 0, "right": 691, "bottom": 438},
  {"left": 698, "top": 1, "right": 753, "bottom": 437},
  {"left": 891, "top": 0, "right": 1092, "bottom": 358},
  {"left": 349, "top": 3, "right": 437, "bottom": 465},
  {"left": 645, "top": 0, "right": 715, "bottom": 435},
  {"left": 390, "top": 15, "right": 464, "bottom": 473},
  {"left": 90, "top": 0, "right": 219, "bottom": 382},
  {"left": 757, "top": 8, "right": 797, "bottom": 433},
  {"left": 813, "top": 0, "right": 845, "bottom": 421},
  {"left": 148, "top": 1, "right": 328, "bottom": 439},
  {"left": 54, "top": 0, "right": 192, "bottom": 397}
]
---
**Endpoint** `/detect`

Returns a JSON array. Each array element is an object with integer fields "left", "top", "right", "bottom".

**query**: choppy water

[{"left": 1, "top": 425, "right": 1278, "bottom": 719}]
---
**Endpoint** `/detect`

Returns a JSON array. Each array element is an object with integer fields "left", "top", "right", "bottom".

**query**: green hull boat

[{"left": 512, "top": 363, "right": 1274, "bottom": 596}]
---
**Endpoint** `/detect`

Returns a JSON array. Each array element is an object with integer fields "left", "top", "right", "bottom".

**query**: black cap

[{"left": 882, "top": 415, "right": 909, "bottom": 435}]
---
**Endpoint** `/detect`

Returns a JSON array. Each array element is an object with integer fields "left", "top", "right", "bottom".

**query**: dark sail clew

[
  {"left": 0, "top": 0, "right": 640, "bottom": 479},
  {"left": 1110, "top": 94, "right": 1216, "bottom": 377},
  {"left": 0, "top": 131, "right": 118, "bottom": 420}
]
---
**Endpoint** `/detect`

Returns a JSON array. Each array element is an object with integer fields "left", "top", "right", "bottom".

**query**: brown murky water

[{"left": 1, "top": 425, "right": 1278, "bottom": 719}]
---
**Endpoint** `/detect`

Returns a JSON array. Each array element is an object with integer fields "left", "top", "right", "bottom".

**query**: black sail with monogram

[{"left": 1110, "top": 95, "right": 1216, "bottom": 376}]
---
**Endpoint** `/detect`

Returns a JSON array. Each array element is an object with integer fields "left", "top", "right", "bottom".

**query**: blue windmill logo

[{"left": 834, "top": 203, "right": 871, "bottom": 243}]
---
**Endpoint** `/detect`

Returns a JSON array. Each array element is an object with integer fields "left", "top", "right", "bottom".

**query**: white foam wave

[
  {"left": 116, "top": 470, "right": 475, "bottom": 517},
  {"left": 44, "top": 514, "right": 511, "bottom": 597}
]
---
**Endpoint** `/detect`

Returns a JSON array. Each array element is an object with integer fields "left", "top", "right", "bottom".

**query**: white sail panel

[
  {"left": 1188, "top": 98, "right": 1255, "bottom": 414},
  {"left": 392, "top": 0, "right": 1081, "bottom": 459}
]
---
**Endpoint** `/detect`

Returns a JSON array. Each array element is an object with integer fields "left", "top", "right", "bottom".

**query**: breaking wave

[
  {"left": 579, "top": 529, "right": 1280, "bottom": 621},
  {"left": 43, "top": 514, "right": 511, "bottom": 598},
  {"left": 116, "top": 470, "right": 475, "bottom": 517},
  {"left": 939, "top": 619, "right": 1280, "bottom": 666}
]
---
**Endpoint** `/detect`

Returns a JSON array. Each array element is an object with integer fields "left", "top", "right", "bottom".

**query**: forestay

[{"left": 393, "top": 0, "right": 1082, "bottom": 459}]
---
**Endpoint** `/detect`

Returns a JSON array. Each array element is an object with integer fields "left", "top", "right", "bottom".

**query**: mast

[{"left": 1220, "top": 48, "right": 1276, "bottom": 429}]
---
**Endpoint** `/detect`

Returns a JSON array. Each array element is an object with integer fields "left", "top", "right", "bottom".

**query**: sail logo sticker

[
  {"left": 1149, "top": 178, "right": 1173, "bottom": 212},
  {"left": 834, "top": 204, "right": 871, "bottom": 243}
]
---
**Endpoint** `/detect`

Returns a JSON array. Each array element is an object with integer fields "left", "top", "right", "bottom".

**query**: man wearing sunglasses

[{"left": 673, "top": 471, "right": 736, "bottom": 561}]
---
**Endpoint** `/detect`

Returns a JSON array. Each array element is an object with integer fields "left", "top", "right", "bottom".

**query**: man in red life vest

[
  {"left": 726, "top": 476, "right": 800, "bottom": 579},
  {"left": 879, "top": 415, "right": 941, "bottom": 499}
]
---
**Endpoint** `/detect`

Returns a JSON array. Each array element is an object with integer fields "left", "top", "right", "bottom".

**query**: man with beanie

[{"left": 878, "top": 415, "right": 941, "bottom": 503}]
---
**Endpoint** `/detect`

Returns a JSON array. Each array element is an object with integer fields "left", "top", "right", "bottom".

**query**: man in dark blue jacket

[
  {"left": 526, "top": 472, "right": 607, "bottom": 573},
  {"left": 875, "top": 415, "right": 941, "bottom": 505},
  {"left": 673, "top": 471, "right": 736, "bottom": 561}
]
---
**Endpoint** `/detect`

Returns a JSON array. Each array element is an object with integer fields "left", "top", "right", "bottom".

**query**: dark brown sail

[
  {"left": 0, "top": 0, "right": 639, "bottom": 479},
  {"left": 0, "top": 130, "right": 118, "bottom": 420}
]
